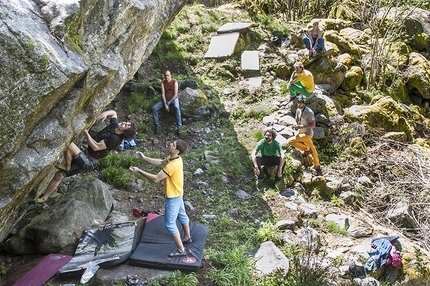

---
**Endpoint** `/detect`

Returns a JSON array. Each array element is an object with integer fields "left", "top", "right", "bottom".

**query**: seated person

[
  {"left": 287, "top": 95, "right": 322, "bottom": 176},
  {"left": 33, "top": 110, "right": 137, "bottom": 203},
  {"left": 289, "top": 61, "right": 315, "bottom": 100},
  {"left": 303, "top": 20, "right": 325, "bottom": 57},
  {"left": 251, "top": 128, "right": 286, "bottom": 186},
  {"left": 152, "top": 70, "right": 182, "bottom": 136}
]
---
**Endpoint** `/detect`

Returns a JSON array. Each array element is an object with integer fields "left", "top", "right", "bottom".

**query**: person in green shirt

[{"left": 251, "top": 128, "right": 286, "bottom": 186}]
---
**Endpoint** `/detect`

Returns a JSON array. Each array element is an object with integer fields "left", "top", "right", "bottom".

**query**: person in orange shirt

[{"left": 129, "top": 139, "right": 191, "bottom": 257}]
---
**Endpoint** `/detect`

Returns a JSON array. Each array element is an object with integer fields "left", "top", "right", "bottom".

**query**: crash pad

[
  {"left": 241, "top": 51, "right": 260, "bottom": 70},
  {"left": 129, "top": 213, "right": 208, "bottom": 272},
  {"left": 204, "top": 32, "right": 240, "bottom": 58},
  {"left": 217, "top": 22, "right": 256, "bottom": 34},
  {"left": 13, "top": 254, "right": 73, "bottom": 286},
  {"left": 58, "top": 221, "right": 137, "bottom": 277}
]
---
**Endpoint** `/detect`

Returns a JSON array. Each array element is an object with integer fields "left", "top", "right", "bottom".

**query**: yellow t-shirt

[
  {"left": 163, "top": 155, "right": 183, "bottom": 198},
  {"left": 296, "top": 70, "right": 315, "bottom": 92}
]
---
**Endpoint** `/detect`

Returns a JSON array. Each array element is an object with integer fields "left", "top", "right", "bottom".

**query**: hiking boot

[
  {"left": 314, "top": 166, "right": 323, "bottom": 176},
  {"left": 169, "top": 248, "right": 187, "bottom": 257},
  {"left": 302, "top": 149, "right": 313, "bottom": 157},
  {"left": 154, "top": 126, "right": 160, "bottom": 134},
  {"left": 176, "top": 127, "right": 182, "bottom": 136}
]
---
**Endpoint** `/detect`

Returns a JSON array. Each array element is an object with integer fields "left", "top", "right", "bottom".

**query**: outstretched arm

[
  {"left": 135, "top": 151, "right": 167, "bottom": 167},
  {"left": 97, "top": 110, "right": 117, "bottom": 122},
  {"left": 129, "top": 167, "right": 168, "bottom": 183}
]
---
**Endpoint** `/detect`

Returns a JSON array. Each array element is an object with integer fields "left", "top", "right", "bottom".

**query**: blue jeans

[
  {"left": 152, "top": 98, "right": 182, "bottom": 128},
  {"left": 303, "top": 36, "right": 325, "bottom": 53},
  {"left": 165, "top": 196, "right": 189, "bottom": 235}
]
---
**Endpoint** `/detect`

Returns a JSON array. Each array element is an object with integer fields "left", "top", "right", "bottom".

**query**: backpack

[
  {"left": 179, "top": 79, "right": 198, "bottom": 90},
  {"left": 121, "top": 138, "right": 137, "bottom": 151}
]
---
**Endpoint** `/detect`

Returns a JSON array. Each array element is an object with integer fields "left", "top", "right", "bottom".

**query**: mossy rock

[
  {"left": 344, "top": 96, "right": 413, "bottom": 141},
  {"left": 328, "top": 2, "right": 361, "bottom": 22},
  {"left": 340, "top": 66, "right": 363, "bottom": 91}
]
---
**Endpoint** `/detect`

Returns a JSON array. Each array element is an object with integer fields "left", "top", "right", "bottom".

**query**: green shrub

[
  {"left": 148, "top": 270, "right": 198, "bottom": 286},
  {"left": 205, "top": 246, "right": 253, "bottom": 286},
  {"left": 100, "top": 166, "right": 134, "bottom": 188}
]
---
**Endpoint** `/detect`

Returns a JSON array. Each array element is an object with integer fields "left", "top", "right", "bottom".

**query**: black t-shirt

[{"left": 87, "top": 117, "right": 123, "bottom": 160}]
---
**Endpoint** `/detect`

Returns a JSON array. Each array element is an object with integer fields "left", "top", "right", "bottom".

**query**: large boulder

[
  {"left": 344, "top": 96, "right": 413, "bottom": 141},
  {"left": 0, "top": 0, "right": 186, "bottom": 243},
  {"left": 340, "top": 66, "right": 364, "bottom": 91},
  {"left": 5, "top": 178, "right": 117, "bottom": 254},
  {"left": 404, "top": 52, "right": 430, "bottom": 100},
  {"left": 179, "top": 87, "right": 211, "bottom": 119}
]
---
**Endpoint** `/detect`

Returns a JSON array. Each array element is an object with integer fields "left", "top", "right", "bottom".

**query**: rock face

[{"left": 0, "top": 0, "right": 186, "bottom": 243}]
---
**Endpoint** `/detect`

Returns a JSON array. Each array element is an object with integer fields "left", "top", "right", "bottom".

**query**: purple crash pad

[{"left": 13, "top": 253, "right": 72, "bottom": 286}]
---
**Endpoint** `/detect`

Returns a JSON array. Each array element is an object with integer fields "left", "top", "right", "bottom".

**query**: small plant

[
  {"left": 257, "top": 221, "right": 281, "bottom": 243},
  {"left": 232, "top": 105, "right": 246, "bottom": 119},
  {"left": 323, "top": 221, "right": 348, "bottom": 236},
  {"left": 38, "top": 53, "right": 49, "bottom": 69},
  {"left": 330, "top": 194, "right": 344, "bottom": 207},
  {"left": 247, "top": 106, "right": 271, "bottom": 120},
  {"left": 332, "top": 255, "right": 343, "bottom": 268},
  {"left": 0, "top": 265, "right": 7, "bottom": 275},
  {"left": 306, "top": 217, "right": 320, "bottom": 228}
]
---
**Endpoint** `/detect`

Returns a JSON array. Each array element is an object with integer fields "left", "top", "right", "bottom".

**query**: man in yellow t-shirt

[
  {"left": 288, "top": 61, "right": 315, "bottom": 100},
  {"left": 129, "top": 139, "right": 191, "bottom": 257}
]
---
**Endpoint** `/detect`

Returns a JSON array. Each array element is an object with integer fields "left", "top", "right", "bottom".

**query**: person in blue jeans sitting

[
  {"left": 152, "top": 70, "right": 182, "bottom": 136},
  {"left": 303, "top": 20, "right": 325, "bottom": 57}
]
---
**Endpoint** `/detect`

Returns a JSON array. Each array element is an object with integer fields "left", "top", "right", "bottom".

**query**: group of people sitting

[{"left": 253, "top": 19, "right": 325, "bottom": 181}]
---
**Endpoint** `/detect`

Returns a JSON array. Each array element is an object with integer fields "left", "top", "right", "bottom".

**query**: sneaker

[
  {"left": 29, "top": 197, "right": 46, "bottom": 205},
  {"left": 169, "top": 248, "right": 187, "bottom": 257},
  {"left": 155, "top": 126, "right": 160, "bottom": 134},
  {"left": 55, "top": 163, "right": 69, "bottom": 172},
  {"left": 302, "top": 149, "right": 313, "bottom": 157},
  {"left": 314, "top": 166, "right": 323, "bottom": 176},
  {"left": 182, "top": 237, "right": 192, "bottom": 244}
]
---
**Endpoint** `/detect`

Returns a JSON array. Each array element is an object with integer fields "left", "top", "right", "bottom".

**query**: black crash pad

[{"left": 129, "top": 213, "right": 208, "bottom": 272}]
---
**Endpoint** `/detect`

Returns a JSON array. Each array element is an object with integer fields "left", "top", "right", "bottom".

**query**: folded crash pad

[
  {"left": 58, "top": 221, "right": 137, "bottom": 277},
  {"left": 129, "top": 213, "right": 208, "bottom": 272}
]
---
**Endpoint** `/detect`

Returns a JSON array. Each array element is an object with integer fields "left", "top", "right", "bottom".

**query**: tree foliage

[{"left": 237, "top": 0, "right": 337, "bottom": 21}]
